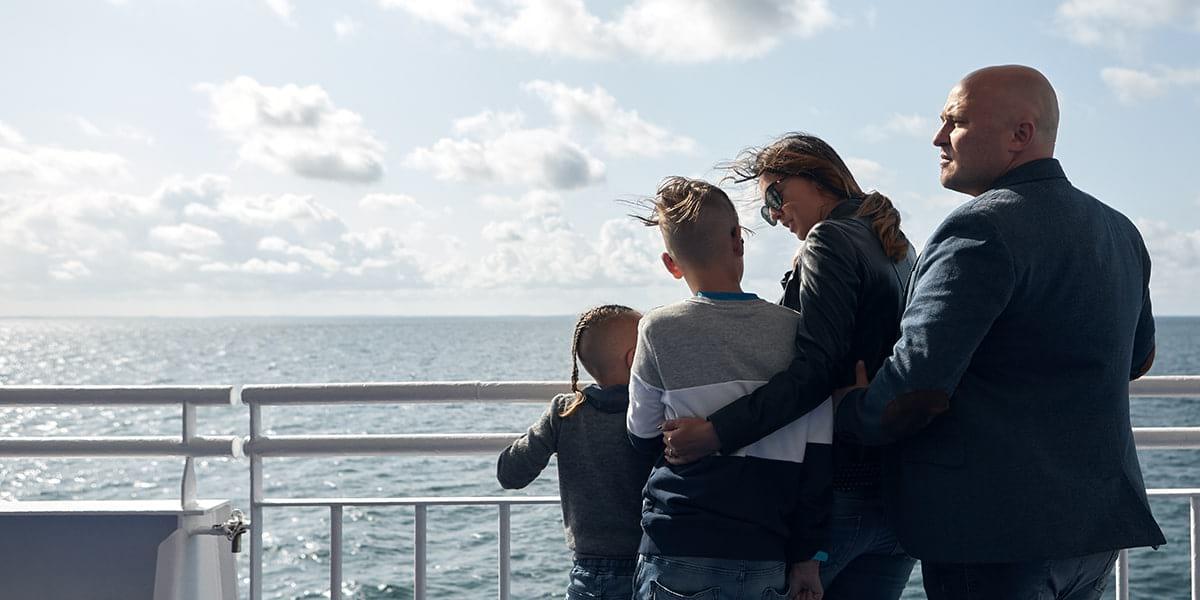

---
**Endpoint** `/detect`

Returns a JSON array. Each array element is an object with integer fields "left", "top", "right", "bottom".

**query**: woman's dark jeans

[
  {"left": 567, "top": 557, "right": 637, "bottom": 600},
  {"left": 821, "top": 489, "right": 917, "bottom": 599}
]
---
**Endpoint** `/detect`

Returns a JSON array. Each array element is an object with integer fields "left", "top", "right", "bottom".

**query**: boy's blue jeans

[
  {"left": 567, "top": 557, "right": 637, "bottom": 600},
  {"left": 633, "top": 555, "right": 790, "bottom": 600}
]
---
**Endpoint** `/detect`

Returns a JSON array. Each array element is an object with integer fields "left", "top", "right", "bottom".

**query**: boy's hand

[
  {"left": 661, "top": 418, "right": 720, "bottom": 464},
  {"left": 831, "top": 360, "right": 869, "bottom": 413},
  {"left": 787, "top": 560, "right": 823, "bottom": 600}
]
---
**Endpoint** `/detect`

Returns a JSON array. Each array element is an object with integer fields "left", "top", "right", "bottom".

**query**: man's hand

[
  {"left": 831, "top": 360, "right": 869, "bottom": 413},
  {"left": 787, "top": 560, "right": 823, "bottom": 600},
  {"left": 661, "top": 417, "right": 720, "bottom": 465}
]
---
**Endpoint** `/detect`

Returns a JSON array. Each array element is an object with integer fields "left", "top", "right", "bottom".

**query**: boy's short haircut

[{"left": 637, "top": 176, "right": 739, "bottom": 267}]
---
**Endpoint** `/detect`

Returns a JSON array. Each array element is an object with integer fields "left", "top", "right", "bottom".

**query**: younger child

[
  {"left": 626, "top": 177, "right": 832, "bottom": 600},
  {"left": 498, "top": 305, "right": 654, "bottom": 600}
]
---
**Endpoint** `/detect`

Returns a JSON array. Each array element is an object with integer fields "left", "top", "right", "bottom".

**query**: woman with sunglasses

[{"left": 661, "top": 132, "right": 918, "bottom": 599}]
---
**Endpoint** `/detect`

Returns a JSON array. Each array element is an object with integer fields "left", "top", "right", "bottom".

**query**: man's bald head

[
  {"left": 961, "top": 65, "right": 1060, "bottom": 150},
  {"left": 934, "top": 65, "right": 1060, "bottom": 196}
]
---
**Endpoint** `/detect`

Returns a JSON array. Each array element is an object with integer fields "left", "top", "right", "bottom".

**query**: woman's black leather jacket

[{"left": 707, "top": 199, "right": 915, "bottom": 487}]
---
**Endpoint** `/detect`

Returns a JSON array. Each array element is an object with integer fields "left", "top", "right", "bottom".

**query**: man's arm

[
  {"left": 707, "top": 224, "right": 863, "bottom": 454},
  {"left": 836, "top": 207, "right": 1015, "bottom": 445},
  {"left": 496, "top": 398, "right": 560, "bottom": 489},
  {"left": 1131, "top": 242, "right": 1155, "bottom": 381}
]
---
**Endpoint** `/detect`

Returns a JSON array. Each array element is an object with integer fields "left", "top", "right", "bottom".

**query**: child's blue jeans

[
  {"left": 633, "top": 554, "right": 790, "bottom": 600},
  {"left": 567, "top": 556, "right": 637, "bottom": 600}
]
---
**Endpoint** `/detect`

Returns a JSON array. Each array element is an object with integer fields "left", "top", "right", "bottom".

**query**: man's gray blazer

[{"left": 837, "top": 158, "right": 1166, "bottom": 562}]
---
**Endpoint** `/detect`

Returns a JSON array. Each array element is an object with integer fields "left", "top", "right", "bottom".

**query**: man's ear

[
  {"left": 625, "top": 346, "right": 636, "bottom": 370},
  {"left": 661, "top": 252, "right": 684, "bottom": 279},
  {"left": 733, "top": 227, "right": 745, "bottom": 257},
  {"left": 1010, "top": 120, "right": 1035, "bottom": 151}
]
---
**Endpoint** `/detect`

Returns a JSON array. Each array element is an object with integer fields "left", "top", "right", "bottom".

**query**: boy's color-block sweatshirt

[{"left": 626, "top": 293, "right": 832, "bottom": 563}]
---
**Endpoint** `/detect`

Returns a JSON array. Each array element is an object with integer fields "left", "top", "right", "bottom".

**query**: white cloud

[
  {"left": 150, "top": 223, "right": 224, "bottom": 251},
  {"left": 264, "top": 0, "right": 293, "bottom": 21},
  {"left": 845, "top": 157, "right": 887, "bottom": 190},
  {"left": 49, "top": 260, "right": 91, "bottom": 281},
  {"left": 75, "top": 116, "right": 155, "bottom": 145},
  {"left": 196, "top": 76, "right": 386, "bottom": 183},
  {"left": 404, "top": 117, "right": 606, "bottom": 190},
  {"left": 0, "top": 121, "right": 25, "bottom": 145},
  {"left": 860, "top": 113, "right": 934, "bottom": 142},
  {"left": 359, "top": 193, "right": 420, "bottom": 211},
  {"left": 0, "top": 124, "right": 130, "bottom": 184},
  {"left": 405, "top": 80, "right": 693, "bottom": 189},
  {"left": 523, "top": 80, "right": 696, "bottom": 157},
  {"left": 1101, "top": 66, "right": 1200, "bottom": 104},
  {"left": 0, "top": 175, "right": 436, "bottom": 298},
  {"left": 1056, "top": 0, "right": 1200, "bottom": 50},
  {"left": 1136, "top": 218, "right": 1200, "bottom": 314},
  {"left": 334, "top": 16, "right": 361, "bottom": 38},
  {"left": 464, "top": 191, "right": 664, "bottom": 288},
  {"left": 379, "top": 0, "right": 483, "bottom": 34},
  {"left": 380, "top": 0, "right": 838, "bottom": 62},
  {"left": 453, "top": 110, "right": 526, "bottom": 138}
]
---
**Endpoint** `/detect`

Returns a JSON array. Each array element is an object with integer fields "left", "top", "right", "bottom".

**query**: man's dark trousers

[{"left": 923, "top": 550, "right": 1118, "bottom": 600}]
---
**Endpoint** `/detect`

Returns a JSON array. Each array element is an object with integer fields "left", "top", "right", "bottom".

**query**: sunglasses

[{"left": 760, "top": 177, "right": 789, "bottom": 226}]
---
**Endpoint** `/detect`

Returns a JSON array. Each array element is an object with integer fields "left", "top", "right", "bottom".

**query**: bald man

[{"left": 833, "top": 65, "right": 1164, "bottom": 599}]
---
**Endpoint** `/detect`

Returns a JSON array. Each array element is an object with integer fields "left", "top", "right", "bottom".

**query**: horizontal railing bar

[
  {"left": 241, "top": 429, "right": 1200, "bottom": 459},
  {"left": 0, "top": 386, "right": 235, "bottom": 406},
  {"left": 1133, "top": 428, "right": 1200, "bottom": 449},
  {"left": 0, "top": 436, "right": 243, "bottom": 458},
  {"left": 246, "top": 433, "right": 518, "bottom": 456},
  {"left": 262, "top": 493, "right": 1200, "bottom": 508},
  {"left": 1131, "top": 376, "right": 1200, "bottom": 398},
  {"left": 226, "top": 376, "right": 1194, "bottom": 406},
  {"left": 1, "top": 377, "right": 1192, "bottom": 408},
  {"left": 259, "top": 496, "right": 560, "bottom": 507},
  {"left": 241, "top": 382, "right": 576, "bottom": 405},
  {"left": 1146, "top": 488, "right": 1200, "bottom": 497}
]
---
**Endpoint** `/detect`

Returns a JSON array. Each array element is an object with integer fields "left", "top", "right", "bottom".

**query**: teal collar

[{"left": 695, "top": 291, "right": 759, "bottom": 301}]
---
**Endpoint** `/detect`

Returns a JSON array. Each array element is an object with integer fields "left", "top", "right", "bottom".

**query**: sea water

[{"left": 1, "top": 316, "right": 1197, "bottom": 599}]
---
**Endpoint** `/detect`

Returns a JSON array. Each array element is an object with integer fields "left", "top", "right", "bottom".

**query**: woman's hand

[
  {"left": 661, "top": 418, "right": 720, "bottom": 465},
  {"left": 831, "top": 360, "right": 869, "bottom": 413},
  {"left": 787, "top": 560, "right": 823, "bottom": 600}
]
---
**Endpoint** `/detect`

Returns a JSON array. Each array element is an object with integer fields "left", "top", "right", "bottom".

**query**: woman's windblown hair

[{"left": 723, "top": 132, "right": 909, "bottom": 262}]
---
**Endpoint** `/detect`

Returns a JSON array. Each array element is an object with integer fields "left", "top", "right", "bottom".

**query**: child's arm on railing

[{"left": 496, "top": 397, "right": 562, "bottom": 489}]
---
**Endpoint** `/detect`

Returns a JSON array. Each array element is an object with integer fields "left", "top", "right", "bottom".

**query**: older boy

[{"left": 626, "top": 177, "right": 830, "bottom": 600}]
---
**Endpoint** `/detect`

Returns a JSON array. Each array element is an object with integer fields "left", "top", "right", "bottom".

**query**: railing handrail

[
  {"left": 240, "top": 381, "right": 576, "bottom": 405},
  {"left": 0, "top": 385, "right": 236, "bottom": 406},
  {"left": 0, "top": 376, "right": 1193, "bottom": 408}
]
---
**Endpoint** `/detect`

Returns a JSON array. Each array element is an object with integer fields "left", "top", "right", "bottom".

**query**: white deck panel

[{"left": 0, "top": 499, "right": 229, "bottom": 515}]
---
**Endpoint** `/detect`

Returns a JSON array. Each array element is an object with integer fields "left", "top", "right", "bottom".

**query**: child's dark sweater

[{"left": 497, "top": 384, "right": 654, "bottom": 558}]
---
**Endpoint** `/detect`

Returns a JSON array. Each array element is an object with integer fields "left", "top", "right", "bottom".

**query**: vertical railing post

[
  {"left": 180, "top": 402, "right": 198, "bottom": 509},
  {"left": 1192, "top": 496, "right": 1200, "bottom": 600},
  {"left": 415, "top": 504, "right": 427, "bottom": 600},
  {"left": 1115, "top": 549, "right": 1129, "bottom": 600},
  {"left": 499, "top": 503, "right": 511, "bottom": 600},
  {"left": 331, "top": 505, "right": 343, "bottom": 600},
  {"left": 250, "top": 403, "right": 264, "bottom": 600}
]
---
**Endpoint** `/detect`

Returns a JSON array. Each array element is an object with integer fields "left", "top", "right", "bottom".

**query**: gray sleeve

[{"left": 497, "top": 397, "right": 561, "bottom": 489}]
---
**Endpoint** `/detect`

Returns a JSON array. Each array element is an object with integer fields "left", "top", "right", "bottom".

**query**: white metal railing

[
  {"left": 241, "top": 382, "right": 567, "bottom": 600},
  {"left": 0, "top": 385, "right": 242, "bottom": 507},
  {"left": 2, "top": 377, "right": 1199, "bottom": 599}
]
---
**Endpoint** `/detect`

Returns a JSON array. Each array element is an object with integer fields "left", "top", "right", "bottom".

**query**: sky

[{"left": 1, "top": 0, "right": 1198, "bottom": 316}]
